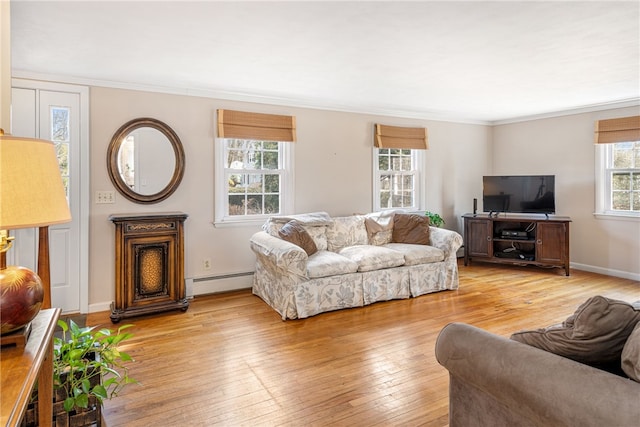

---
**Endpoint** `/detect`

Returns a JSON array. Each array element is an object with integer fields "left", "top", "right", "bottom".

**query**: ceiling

[{"left": 10, "top": 1, "right": 640, "bottom": 123}]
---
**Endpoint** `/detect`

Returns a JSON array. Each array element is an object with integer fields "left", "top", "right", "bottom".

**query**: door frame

[{"left": 12, "top": 78, "right": 90, "bottom": 313}]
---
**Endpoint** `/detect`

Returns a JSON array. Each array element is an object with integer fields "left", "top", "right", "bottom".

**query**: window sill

[
  {"left": 593, "top": 212, "right": 640, "bottom": 222},
  {"left": 213, "top": 218, "right": 266, "bottom": 228}
]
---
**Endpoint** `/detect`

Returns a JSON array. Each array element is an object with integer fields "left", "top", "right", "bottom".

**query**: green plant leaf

[
  {"left": 75, "top": 393, "right": 89, "bottom": 409},
  {"left": 63, "top": 397, "right": 75, "bottom": 412}
]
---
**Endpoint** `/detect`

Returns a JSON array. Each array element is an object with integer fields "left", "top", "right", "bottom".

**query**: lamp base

[{"left": 0, "top": 322, "right": 32, "bottom": 348}]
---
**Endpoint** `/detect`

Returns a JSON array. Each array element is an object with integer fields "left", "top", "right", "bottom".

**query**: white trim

[
  {"left": 571, "top": 262, "right": 640, "bottom": 282},
  {"left": 18, "top": 70, "right": 638, "bottom": 126},
  {"left": 492, "top": 99, "right": 640, "bottom": 125}
]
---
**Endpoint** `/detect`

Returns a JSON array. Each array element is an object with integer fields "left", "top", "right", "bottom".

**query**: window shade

[
  {"left": 217, "top": 109, "right": 296, "bottom": 142},
  {"left": 374, "top": 124, "right": 428, "bottom": 150},
  {"left": 594, "top": 115, "right": 640, "bottom": 144}
]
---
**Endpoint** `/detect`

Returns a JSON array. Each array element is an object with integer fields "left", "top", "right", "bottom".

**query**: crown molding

[{"left": 12, "top": 70, "right": 638, "bottom": 127}]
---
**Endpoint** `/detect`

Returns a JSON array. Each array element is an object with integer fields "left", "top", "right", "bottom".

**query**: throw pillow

[
  {"left": 364, "top": 212, "right": 395, "bottom": 246},
  {"left": 510, "top": 295, "right": 640, "bottom": 367},
  {"left": 391, "top": 214, "right": 430, "bottom": 245},
  {"left": 278, "top": 220, "right": 318, "bottom": 256},
  {"left": 622, "top": 321, "right": 640, "bottom": 381}
]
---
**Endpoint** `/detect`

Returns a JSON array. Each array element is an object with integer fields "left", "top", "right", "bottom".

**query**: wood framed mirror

[{"left": 107, "top": 118, "right": 185, "bottom": 204}]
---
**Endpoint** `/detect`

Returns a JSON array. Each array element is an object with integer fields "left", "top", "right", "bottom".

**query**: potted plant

[
  {"left": 425, "top": 211, "right": 445, "bottom": 228},
  {"left": 23, "top": 319, "right": 137, "bottom": 427}
]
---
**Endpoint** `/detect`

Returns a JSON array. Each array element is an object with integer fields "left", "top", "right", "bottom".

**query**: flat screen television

[{"left": 483, "top": 175, "right": 556, "bottom": 214}]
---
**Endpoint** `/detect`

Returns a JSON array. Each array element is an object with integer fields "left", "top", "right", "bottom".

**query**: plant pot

[{"left": 20, "top": 368, "right": 102, "bottom": 427}]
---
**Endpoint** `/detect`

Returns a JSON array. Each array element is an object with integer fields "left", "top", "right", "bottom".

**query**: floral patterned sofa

[{"left": 250, "top": 211, "right": 463, "bottom": 320}]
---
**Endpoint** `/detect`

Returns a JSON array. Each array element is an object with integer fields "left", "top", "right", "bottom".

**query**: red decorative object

[{"left": 0, "top": 266, "right": 44, "bottom": 334}]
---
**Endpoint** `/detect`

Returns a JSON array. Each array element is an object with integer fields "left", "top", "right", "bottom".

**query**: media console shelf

[{"left": 462, "top": 213, "right": 571, "bottom": 276}]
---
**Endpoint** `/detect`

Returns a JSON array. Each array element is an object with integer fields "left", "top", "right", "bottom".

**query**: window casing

[
  {"left": 596, "top": 140, "right": 640, "bottom": 217},
  {"left": 215, "top": 138, "right": 293, "bottom": 225},
  {"left": 373, "top": 148, "right": 423, "bottom": 211}
]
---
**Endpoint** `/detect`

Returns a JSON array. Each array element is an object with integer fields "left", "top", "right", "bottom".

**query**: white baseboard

[
  {"left": 88, "top": 272, "right": 254, "bottom": 313},
  {"left": 185, "top": 271, "right": 254, "bottom": 297},
  {"left": 88, "top": 301, "right": 112, "bottom": 314},
  {"left": 570, "top": 262, "right": 640, "bottom": 281}
]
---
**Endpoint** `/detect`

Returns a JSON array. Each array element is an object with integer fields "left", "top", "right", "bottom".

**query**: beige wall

[
  {"left": 492, "top": 106, "right": 640, "bottom": 277},
  {"left": 89, "top": 87, "right": 491, "bottom": 308}
]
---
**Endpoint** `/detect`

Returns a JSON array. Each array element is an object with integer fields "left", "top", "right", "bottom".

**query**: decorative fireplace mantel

[{"left": 109, "top": 212, "right": 189, "bottom": 323}]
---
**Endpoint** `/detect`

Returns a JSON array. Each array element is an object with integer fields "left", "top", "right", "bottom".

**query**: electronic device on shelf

[
  {"left": 482, "top": 175, "right": 556, "bottom": 215},
  {"left": 501, "top": 230, "right": 528, "bottom": 239}
]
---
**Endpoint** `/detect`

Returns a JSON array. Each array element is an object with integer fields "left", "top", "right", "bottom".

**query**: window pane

[
  {"left": 380, "top": 191, "right": 390, "bottom": 208},
  {"left": 612, "top": 191, "right": 631, "bottom": 210},
  {"left": 402, "top": 174, "right": 413, "bottom": 190},
  {"left": 613, "top": 144, "right": 633, "bottom": 168},
  {"left": 228, "top": 174, "right": 244, "bottom": 193},
  {"left": 228, "top": 195, "right": 246, "bottom": 216},
  {"left": 265, "top": 195, "right": 279, "bottom": 214},
  {"left": 263, "top": 141, "right": 278, "bottom": 150},
  {"left": 401, "top": 156, "right": 411, "bottom": 170},
  {"left": 264, "top": 174, "right": 280, "bottom": 193},
  {"left": 380, "top": 175, "right": 390, "bottom": 190},
  {"left": 262, "top": 151, "right": 278, "bottom": 169},
  {"left": 246, "top": 174, "right": 263, "bottom": 193},
  {"left": 246, "top": 195, "right": 263, "bottom": 215},
  {"left": 51, "top": 107, "right": 70, "bottom": 142},
  {"left": 378, "top": 155, "right": 389, "bottom": 171},
  {"left": 612, "top": 172, "right": 630, "bottom": 190}
]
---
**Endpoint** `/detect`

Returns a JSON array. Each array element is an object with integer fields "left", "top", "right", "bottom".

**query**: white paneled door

[{"left": 10, "top": 80, "right": 89, "bottom": 313}]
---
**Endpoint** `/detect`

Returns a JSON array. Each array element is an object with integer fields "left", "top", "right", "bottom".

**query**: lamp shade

[{"left": 0, "top": 135, "right": 72, "bottom": 229}]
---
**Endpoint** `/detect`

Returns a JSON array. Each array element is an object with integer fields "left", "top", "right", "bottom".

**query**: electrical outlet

[
  {"left": 96, "top": 191, "right": 115, "bottom": 204},
  {"left": 203, "top": 258, "right": 212, "bottom": 270}
]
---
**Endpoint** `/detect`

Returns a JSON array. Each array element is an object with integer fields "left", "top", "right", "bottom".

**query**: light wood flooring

[{"left": 87, "top": 261, "right": 639, "bottom": 427}]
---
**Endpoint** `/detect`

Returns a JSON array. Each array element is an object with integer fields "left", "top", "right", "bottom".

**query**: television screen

[{"left": 483, "top": 175, "right": 555, "bottom": 214}]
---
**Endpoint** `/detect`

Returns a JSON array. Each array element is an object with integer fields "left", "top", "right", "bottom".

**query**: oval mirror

[{"left": 107, "top": 118, "right": 185, "bottom": 204}]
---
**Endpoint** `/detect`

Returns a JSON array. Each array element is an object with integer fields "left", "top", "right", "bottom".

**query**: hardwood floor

[{"left": 88, "top": 262, "right": 639, "bottom": 427}]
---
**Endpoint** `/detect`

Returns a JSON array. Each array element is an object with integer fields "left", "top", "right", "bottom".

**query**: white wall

[
  {"left": 89, "top": 87, "right": 491, "bottom": 309},
  {"left": 492, "top": 107, "right": 640, "bottom": 278}
]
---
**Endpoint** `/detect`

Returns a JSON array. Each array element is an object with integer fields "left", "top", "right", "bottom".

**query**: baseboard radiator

[{"left": 185, "top": 271, "right": 254, "bottom": 297}]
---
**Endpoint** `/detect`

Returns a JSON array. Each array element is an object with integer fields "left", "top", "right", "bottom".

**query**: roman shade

[
  {"left": 594, "top": 115, "right": 640, "bottom": 144},
  {"left": 217, "top": 109, "right": 296, "bottom": 142},
  {"left": 374, "top": 124, "right": 428, "bottom": 149}
]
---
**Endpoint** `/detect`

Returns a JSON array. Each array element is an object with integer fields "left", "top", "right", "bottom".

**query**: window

[
  {"left": 374, "top": 148, "right": 423, "bottom": 211},
  {"left": 218, "top": 138, "right": 289, "bottom": 221},
  {"left": 598, "top": 141, "right": 640, "bottom": 214},
  {"left": 373, "top": 123, "right": 427, "bottom": 212},
  {"left": 215, "top": 109, "right": 296, "bottom": 225},
  {"left": 594, "top": 115, "right": 640, "bottom": 218}
]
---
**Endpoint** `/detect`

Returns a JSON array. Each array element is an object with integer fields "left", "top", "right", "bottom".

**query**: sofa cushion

[
  {"left": 622, "top": 321, "right": 640, "bottom": 381},
  {"left": 392, "top": 213, "right": 430, "bottom": 245},
  {"left": 384, "top": 243, "right": 444, "bottom": 265},
  {"left": 264, "top": 219, "right": 328, "bottom": 251},
  {"left": 278, "top": 220, "right": 317, "bottom": 256},
  {"left": 338, "top": 245, "right": 406, "bottom": 272},
  {"left": 510, "top": 296, "right": 640, "bottom": 366},
  {"left": 364, "top": 211, "right": 395, "bottom": 246},
  {"left": 306, "top": 250, "right": 359, "bottom": 278},
  {"left": 326, "top": 215, "right": 368, "bottom": 252}
]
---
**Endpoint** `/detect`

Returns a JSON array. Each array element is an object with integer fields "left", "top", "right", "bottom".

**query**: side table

[{"left": 1, "top": 308, "right": 61, "bottom": 426}]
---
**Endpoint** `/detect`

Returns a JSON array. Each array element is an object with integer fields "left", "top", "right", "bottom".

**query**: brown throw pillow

[
  {"left": 622, "top": 321, "right": 640, "bottom": 381},
  {"left": 391, "top": 214, "right": 430, "bottom": 245},
  {"left": 510, "top": 296, "right": 640, "bottom": 366},
  {"left": 278, "top": 220, "right": 318, "bottom": 256}
]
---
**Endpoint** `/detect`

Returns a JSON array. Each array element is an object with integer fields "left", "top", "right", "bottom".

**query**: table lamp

[{"left": 0, "top": 130, "right": 72, "bottom": 335}]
